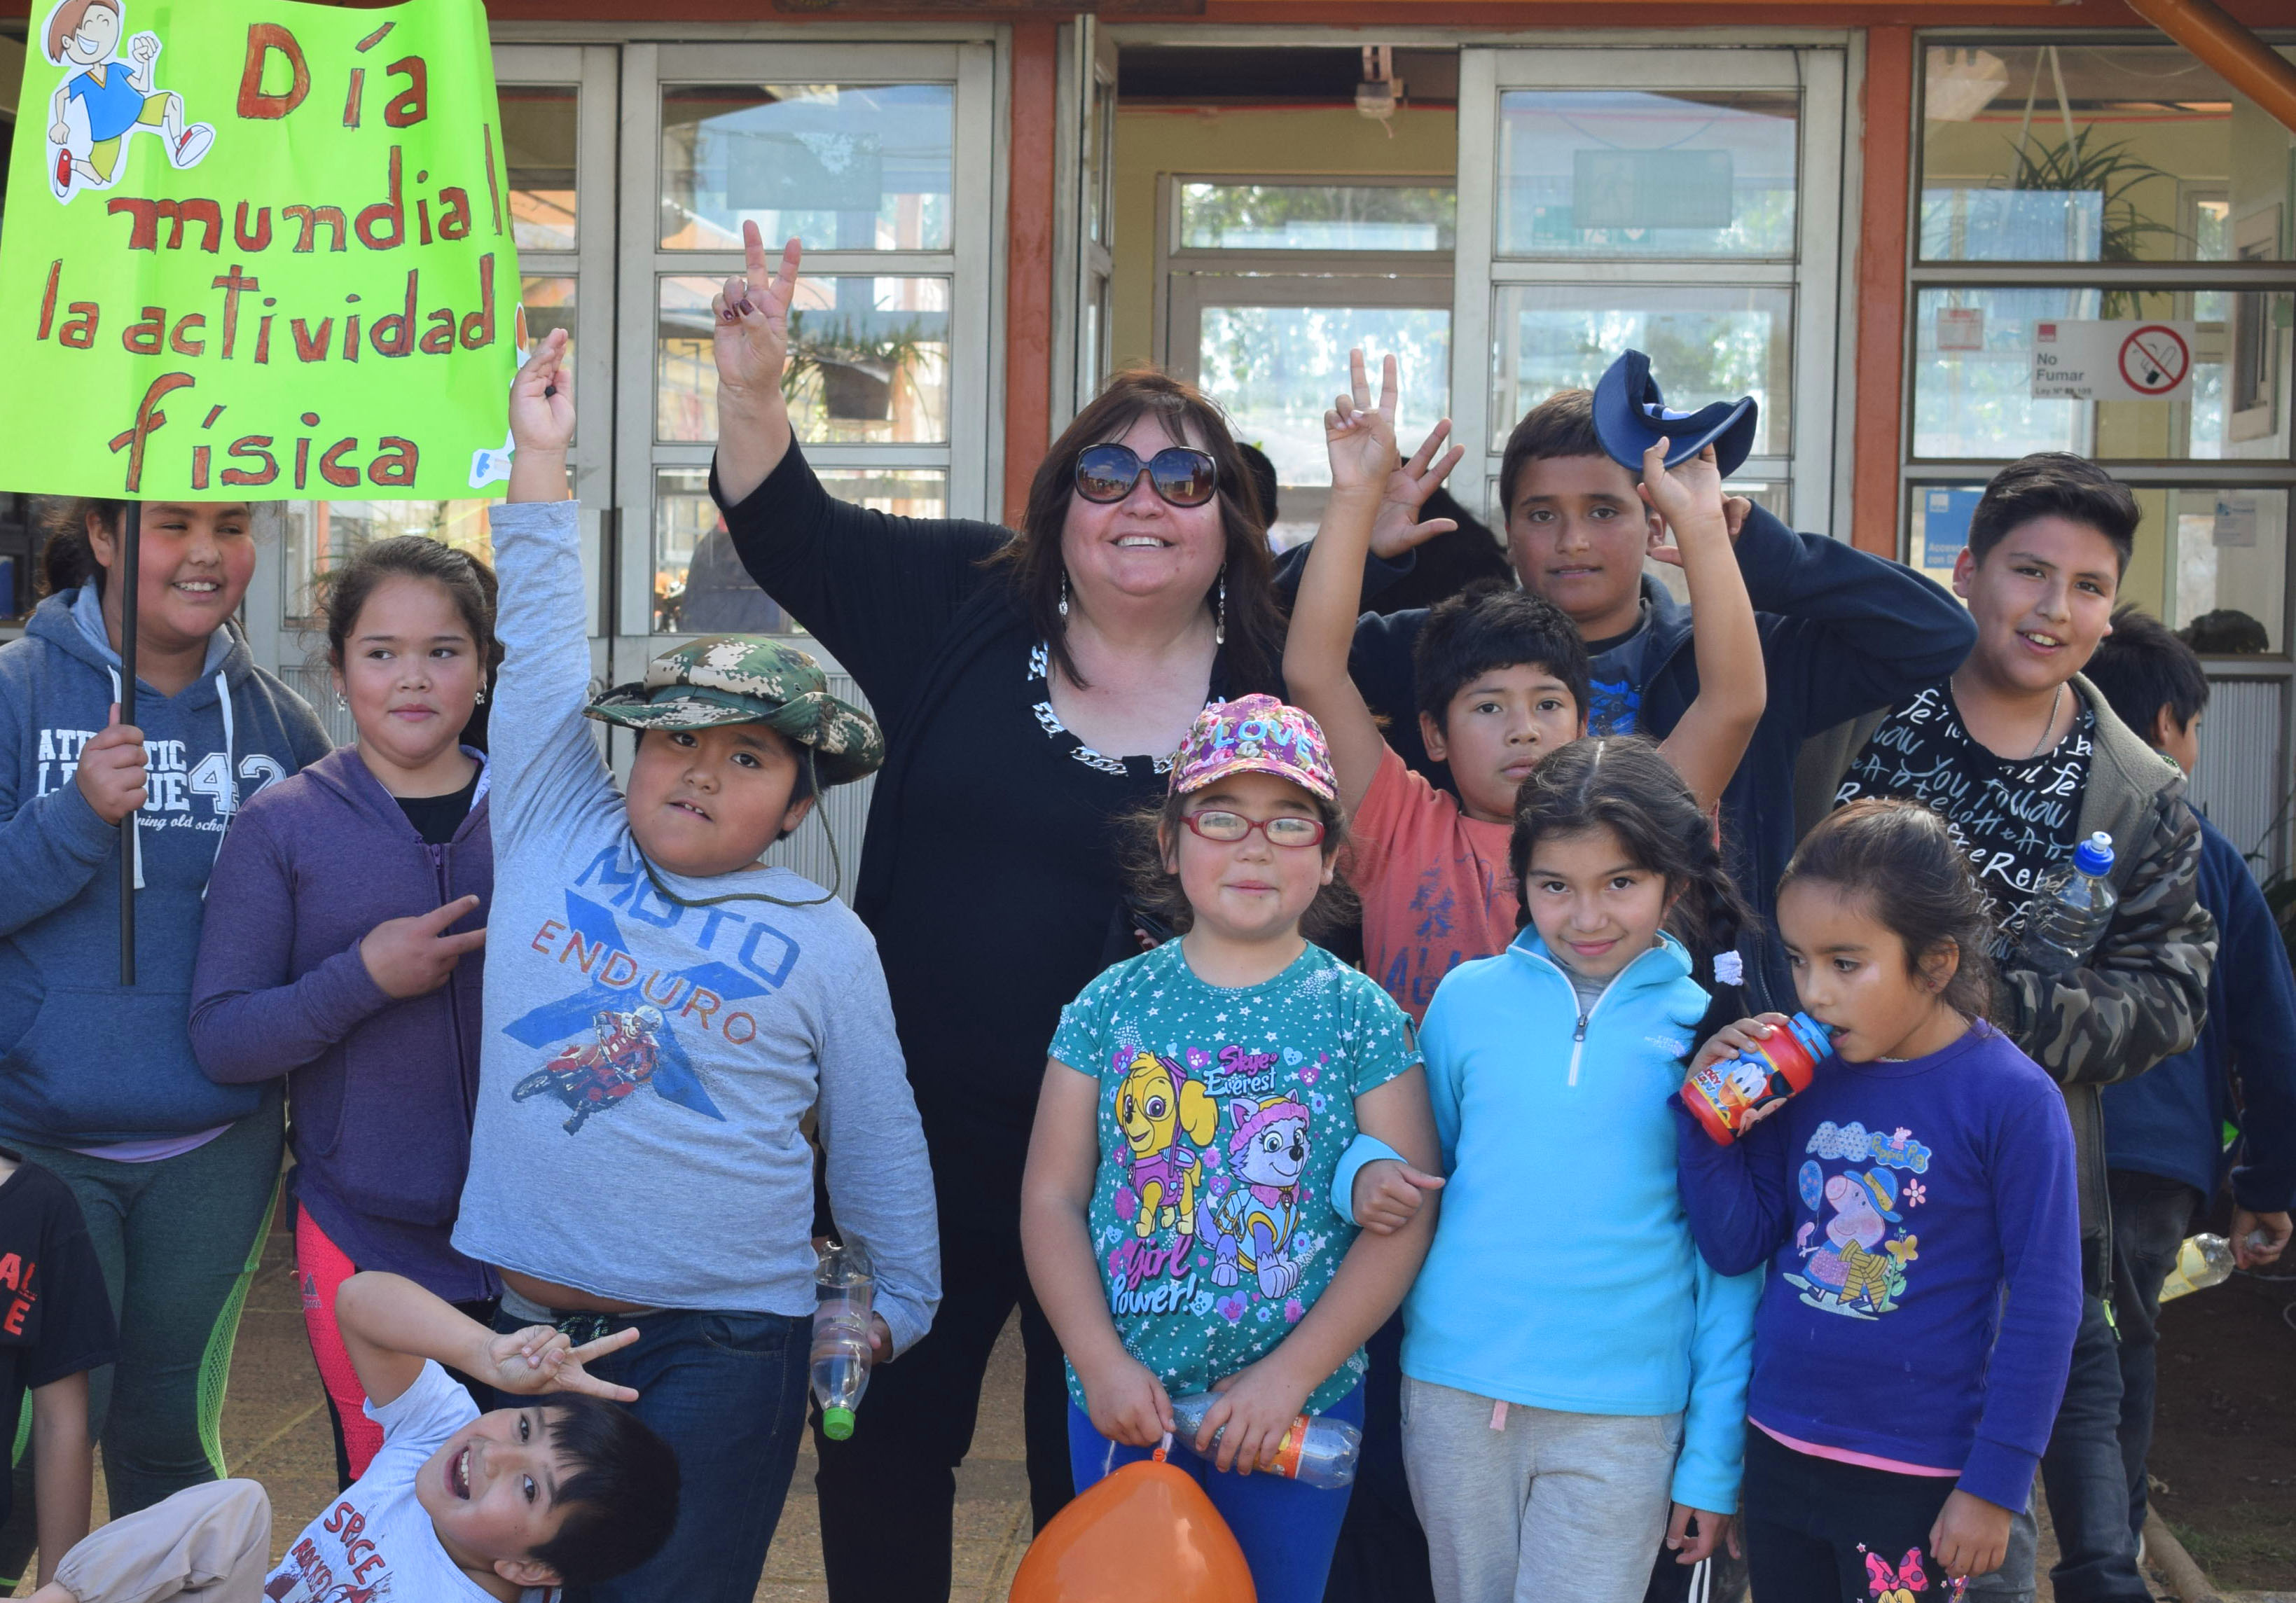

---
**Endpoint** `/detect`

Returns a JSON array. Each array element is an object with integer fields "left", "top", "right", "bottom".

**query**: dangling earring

[
  {"left": 334, "top": 689, "right": 347, "bottom": 711},
  {"left": 1215, "top": 568, "right": 1227, "bottom": 646},
  {"left": 1058, "top": 569, "right": 1070, "bottom": 620},
  {"left": 474, "top": 686, "right": 488, "bottom": 707}
]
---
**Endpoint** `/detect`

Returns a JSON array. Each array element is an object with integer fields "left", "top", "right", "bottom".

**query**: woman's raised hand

[
  {"left": 1325, "top": 349, "right": 1401, "bottom": 499},
  {"left": 714, "top": 221, "right": 803, "bottom": 405}
]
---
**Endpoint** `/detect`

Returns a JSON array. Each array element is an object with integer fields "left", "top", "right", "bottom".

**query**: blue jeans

[
  {"left": 2107, "top": 1170, "right": 2200, "bottom": 1543},
  {"left": 497, "top": 1306, "right": 810, "bottom": 1603},
  {"left": 1068, "top": 1385, "right": 1362, "bottom": 1603},
  {"left": 1966, "top": 1294, "right": 2150, "bottom": 1603}
]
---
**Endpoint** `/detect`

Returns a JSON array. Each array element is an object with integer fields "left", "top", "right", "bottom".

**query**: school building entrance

[{"left": 1, "top": 6, "right": 2291, "bottom": 880}]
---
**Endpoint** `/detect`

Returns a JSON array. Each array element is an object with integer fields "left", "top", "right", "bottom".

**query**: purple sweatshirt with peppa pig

[{"left": 1673, "top": 1020, "right": 2084, "bottom": 1508}]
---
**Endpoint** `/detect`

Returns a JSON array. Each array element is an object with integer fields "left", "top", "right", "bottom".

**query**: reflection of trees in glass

[
  {"left": 1182, "top": 186, "right": 1455, "bottom": 250},
  {"left": 1198, "top": 307, "right": 1451, "bottom": 484},
  {"left": 1512, "top": 311, "right": 1773, "bottom": 426}
]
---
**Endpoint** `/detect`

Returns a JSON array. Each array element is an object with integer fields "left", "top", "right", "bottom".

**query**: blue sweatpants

[{"left": 1068, "top": 1383, "right": 1363, "bottom": 1603}]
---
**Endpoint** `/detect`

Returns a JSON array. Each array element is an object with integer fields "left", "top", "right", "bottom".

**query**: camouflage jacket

[{"left": 1797, "top": 674, "right": 2217, "bottom": 1293}]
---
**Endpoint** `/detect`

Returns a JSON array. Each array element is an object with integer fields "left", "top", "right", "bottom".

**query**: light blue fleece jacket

[
  {"left": 0, "top": 587, "right": 329, "bottom": 1145},
  {"left": 1403, "top": 928, "right": 1761, "bottom": 1513}
]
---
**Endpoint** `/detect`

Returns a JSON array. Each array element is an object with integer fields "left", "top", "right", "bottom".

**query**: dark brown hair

[
  {"left": 990, "top": 369, "right": 1281, "bottom": 695},
  {"left": 1780, "top": 798, "right": 1996, "bottom": 1020},
  {"left": 1497, "top": 389, "right": 1631, "bottom": 521},
  {"left": 36, "top": 498, "right": 124, "bottom": 597},
  {"left": 1507, "top": 737, "right": 1750, "bottom": 991},
  {"left": 1119, "top": 784, "right": 1359, "bottom": 948},
  {"left": 315, "top": 536, "right": 503, "bottom": 750},
  {"left": 45, "top": 0, "right": 118, "bottom": 63},
  {"left": 1967, "top": 452, "right": 2139, "bottom": 575}
]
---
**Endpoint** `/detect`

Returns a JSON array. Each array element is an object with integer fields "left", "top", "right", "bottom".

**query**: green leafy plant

[
  {"left": 2005, "top": 129, "right": 2184, "bottom": 312},
  {"left": 781, "top": 316, "right": 935, "bottom": 422}
]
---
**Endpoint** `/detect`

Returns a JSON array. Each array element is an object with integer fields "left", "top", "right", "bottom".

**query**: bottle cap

[
  {"left": 822, "top": 1406, "right": 855, "bottom": 1441},
  {"left": 2073, "top": 831, "right": 2114, "bottom": 876},
  {"left": 1787, "top": 1013, "right": 1838, "bottom": 1062}
]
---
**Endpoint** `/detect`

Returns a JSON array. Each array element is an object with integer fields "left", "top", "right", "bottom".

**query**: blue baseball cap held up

[{"left": 1591, "top": 349, "right": 1760, "bottom": 477}]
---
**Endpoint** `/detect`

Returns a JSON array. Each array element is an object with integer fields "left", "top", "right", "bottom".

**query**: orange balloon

[{"left": 1008, "top": 1458, "right": 1257, "bottom": 1603}]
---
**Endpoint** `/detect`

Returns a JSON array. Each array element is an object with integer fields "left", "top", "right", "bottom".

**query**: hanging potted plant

[{"left": 783, "top": 316, "right": 934, "bottom": 423}]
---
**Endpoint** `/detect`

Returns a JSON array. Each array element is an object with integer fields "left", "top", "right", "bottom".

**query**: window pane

[
  {"left": 1489, "top": 285, "right": 1792, "bottom": 455},
  {"left": 503, "top": 86, "right": 579, "bottom": 253},
  {"left": 1196, "top": 305, "right": 1451, "bottom": 546},
  {"left": 1919, "top": 45, "right": 2293, "bottom": 263},
  {"left": 1497, "top": 91, "right": 1799, "bottom": 258},
  {"left": 658, "top": 277, "right": 950, "bottom": 445},
  {"left": 1911, "top": 287, "right": 2290, "bottom": 460},
  {"left": 661, "top": 84, "right": 953, "bottom": 251},
  {"left": 1180, "top": 185, "right": 1457, "bottom": 251},
  {"left": 655, "top": 466, "right": 946, "bottom": 634},
  {"left": 2163, "top": 487, "right": 2286, "bottom": 652},
  {"left": 282, "top": 501, "right": 497, "bottom": 627}
]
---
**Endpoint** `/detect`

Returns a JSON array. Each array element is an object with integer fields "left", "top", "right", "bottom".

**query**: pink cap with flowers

[{"left": 1168, "top": 694, "right": 1337, "bottom": 803}]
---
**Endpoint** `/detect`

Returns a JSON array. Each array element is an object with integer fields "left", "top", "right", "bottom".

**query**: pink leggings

[{"left": 292, "top": 1209, "right": 386, "bottom": 1478}]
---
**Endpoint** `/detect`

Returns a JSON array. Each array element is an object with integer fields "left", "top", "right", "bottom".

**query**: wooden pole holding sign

[{"left": 118, "top": 502, "right": 140, "bottom": 985}]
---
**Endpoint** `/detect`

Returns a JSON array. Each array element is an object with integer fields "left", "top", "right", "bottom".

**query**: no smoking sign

[
  {"left": 2118, "top": 325, "right": 2190, "bottom": 395},
  {"left": 2032, "top": 319, "right": 2197, "bottom": 401}
]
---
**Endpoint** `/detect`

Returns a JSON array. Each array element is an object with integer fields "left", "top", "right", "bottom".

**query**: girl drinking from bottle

[
  {"left": 1673, "top": 799, "right": 2082, "bottom": 1599},
  {"left": 1400, "top": 736, "right": 1760, "bottom": 1603},
  {"left": 1020, "top": 695, "right": 1439, "bottom": 1603},
  {"left": 190, "top": 536, "right": 504, "bottom": 1487}
]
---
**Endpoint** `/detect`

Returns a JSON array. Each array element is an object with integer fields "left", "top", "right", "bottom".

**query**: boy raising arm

[{"left": 1285, "top": 352, "right": 1765, "bottom": 1022}]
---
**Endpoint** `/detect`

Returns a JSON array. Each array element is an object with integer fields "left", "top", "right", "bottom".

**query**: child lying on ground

[{"left": 22, "top": 1271, "right": 677, "bottom": 1603}]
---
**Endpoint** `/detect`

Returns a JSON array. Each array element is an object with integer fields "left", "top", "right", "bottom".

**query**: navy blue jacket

[
  {"left": 2103, "top": 808, "right": 2296, "bottom": 1212},
  {"left": 1278, "top": 508, "right": 1977, "bottom": 1013}
]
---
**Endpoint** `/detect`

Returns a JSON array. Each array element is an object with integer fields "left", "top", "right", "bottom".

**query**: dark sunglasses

[{"left": 1073, "top": 444, "right": 1219, "bottom": 508}]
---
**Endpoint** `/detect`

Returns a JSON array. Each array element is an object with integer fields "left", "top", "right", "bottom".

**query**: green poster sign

[{"left": 0, "top": 0, "right": 520, "bottom": 501}]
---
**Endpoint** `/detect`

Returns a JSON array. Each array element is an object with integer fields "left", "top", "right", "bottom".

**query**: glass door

[
  {"left": 614, "top": 40, "right": 998, "bottom": 686},
  {"left": 1053, "top": 18, "right": 1119, "bottom": 431},
  {"left": 1161, "top": 177, "right": 1456, "bottom": 547},
  {"left": 1452, "top": 48, "right": 1846, "bottom": 534}
]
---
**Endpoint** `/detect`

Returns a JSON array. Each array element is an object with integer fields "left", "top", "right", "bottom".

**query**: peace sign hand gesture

[
  {"left": 713, "top": 221, "right": 803, "bottom": 405},
  {"left": 483, "top": 1324, "right": 642, "bottom": 1403},
  {"left": 1325, "top": 350, "right": 1402, "bottom": 500}
]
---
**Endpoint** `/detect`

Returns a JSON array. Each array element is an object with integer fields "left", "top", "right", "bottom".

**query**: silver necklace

[{"left": 2028, "top": 683, "right": 2065, "bottom": 760}]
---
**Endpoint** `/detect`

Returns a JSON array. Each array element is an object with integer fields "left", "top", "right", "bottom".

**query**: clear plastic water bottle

[
  {"left": 1167, "top": 1393, "right": 1362, "bottom": 1487},
  {"left": 811, "top": 1241, "right": 876, "bottom": 1441},
  {"left": 2157, "top": 1234, "right": 2234, "bottom": 1302},
  {"left": 2018, "top": 832, "right": 2118, "bottom": 976}
]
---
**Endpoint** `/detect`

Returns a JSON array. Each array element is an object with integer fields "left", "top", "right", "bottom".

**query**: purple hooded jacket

[{"left": 189, "top": 746, "right": 494, "bottom": 1301}]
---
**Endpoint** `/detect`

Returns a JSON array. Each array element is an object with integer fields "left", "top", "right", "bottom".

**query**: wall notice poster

[
  {"left": 0, "top": 0, "right": 518, "bottom": 501},
  {"left": 2030, "top": 319, "right": 2197, "bottom": 403}
]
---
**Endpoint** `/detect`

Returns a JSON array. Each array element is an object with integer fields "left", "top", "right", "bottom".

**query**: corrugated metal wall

[{"left": 2188, "top": 675, "right": 2290, "bottom": 882}]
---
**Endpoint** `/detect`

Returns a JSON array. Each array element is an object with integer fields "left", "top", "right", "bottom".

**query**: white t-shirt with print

[{"left": 262, "top": 1361, "right": 553, "bottom": 1603}]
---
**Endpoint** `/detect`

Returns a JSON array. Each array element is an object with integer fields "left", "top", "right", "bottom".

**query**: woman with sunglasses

[{"left": 708, "top": 223, "right": 1289, "bottom": 1600}]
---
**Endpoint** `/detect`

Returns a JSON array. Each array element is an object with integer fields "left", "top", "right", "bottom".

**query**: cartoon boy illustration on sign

[{"left": 43, "top": 0, "right": 215, "bottom": 201}]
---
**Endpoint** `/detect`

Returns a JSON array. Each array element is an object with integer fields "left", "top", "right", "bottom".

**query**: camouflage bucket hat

[{"left": 585, "top": 636, "right": 885, "bottom": 786}]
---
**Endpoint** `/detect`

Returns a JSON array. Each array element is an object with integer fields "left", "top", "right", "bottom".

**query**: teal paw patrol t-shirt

[{"left": 1049, "top": 940, "right": 1421, "bottom": 1416}]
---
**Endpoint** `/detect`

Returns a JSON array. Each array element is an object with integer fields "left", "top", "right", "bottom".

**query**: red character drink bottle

[{"left": 1682, "top": 1013, "right": 1837, "bottom": 1144}]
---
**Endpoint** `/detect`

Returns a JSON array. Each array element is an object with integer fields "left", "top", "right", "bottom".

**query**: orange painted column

[
  {"left": 1849, "top": 25, "right": 1914, "bottom": 559},
  {"left": 1003, "top": 18, "right": 1060, "bottom": 529}
]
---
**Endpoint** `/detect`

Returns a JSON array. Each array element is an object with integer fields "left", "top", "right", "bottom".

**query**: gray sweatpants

[
  {"left": 50, "top": 1480, "right": 269, "bottom": 1603},
  {"left": 1402, "top": 1376, "right": 1680, "bottom": 1603}
]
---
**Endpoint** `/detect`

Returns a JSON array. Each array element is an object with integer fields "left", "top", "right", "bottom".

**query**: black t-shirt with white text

[
  {"left": 1835, "top": 682, "right": 2096, "bottom": 956},
  {"left": 0, "top": 1155, "right": 117, "bottom": 1529}
]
